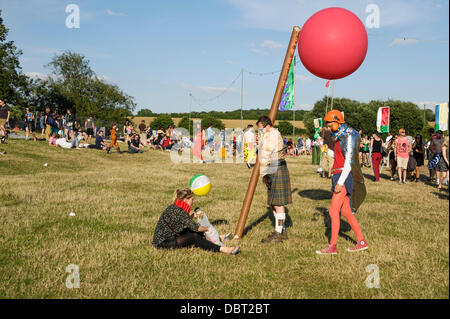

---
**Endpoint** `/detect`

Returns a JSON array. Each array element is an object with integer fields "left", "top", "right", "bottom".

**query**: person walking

[
  {"left": 107, "top": 123, "right": 122, "bottom": 154},
  {"left": 316, "top": 110, "right": 367, "bottom": 254},
  {"left": 24, "top": 108, "right": 37, "bottom": 142},
  {"left": 395, "top": 128, "right": 411, "bottom": 184},
  {"left": 412, "top": 134, "right": 425, "bottom": 182},
  {"left": 361, "top": 135, "right": 371, "bottom": 167},
  {"left": 386, "top": 134, "right": 397, "bottom": 181},
  {"left": 370, "top": 132, "right": 383, "bottom": 182}
]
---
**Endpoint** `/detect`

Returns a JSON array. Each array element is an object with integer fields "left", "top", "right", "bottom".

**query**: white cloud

[
  {"left": 181, "top": 83, "right": 238, "bottom": 94},
  {"left": 25, "top": 72, "right": 50, "bottom": 80},
  {"left": 248, "top": 42, "right": 268, "bottom": 55},
  {"left": 297, "top": 103, "right": 313, "bottom": 110},
  {"left": 107, "top": 9, "right": 125, "bottom": 17},
  {"left": 228, "top": 0, "right": 440, "bottom": 31},
  {"left": 93, "top": 75, "right": 112, "bottom": 82},
  {"left": 260, "top": 39, "right": 284, "bottom": 49},
  {"left": 389, "top": 37, "right": 420, "bottom": 47},
  {"left": 295, "top": 74, "right": 312, "bottom": 82}
]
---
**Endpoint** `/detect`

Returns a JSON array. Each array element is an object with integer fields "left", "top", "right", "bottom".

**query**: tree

[
  {"left": 150, "top": 114, "right": 174, "bottom": 130},
  {"left": 199, "top": 115, "right": 224, "bottom": 129},
  {"left": 304, "top": 96, "right": 426, "bottom": 137},
  {"left": 177, "top": 116, "right": 193, "bottom": 135},
  {"left": 277, "top": 121, "right": 293, "bottom": 136},
  {"left": 425, "top": 109, "right": 435, "bottom": 122},
  {"left": 136, "top": 108, "right": 155, "bottom": 117},
  {"left": 0, "top": 10, "right": 30, "bottom": 106},
  {"left": 41, "top": 50, "right": 135, "bottom": 123}
]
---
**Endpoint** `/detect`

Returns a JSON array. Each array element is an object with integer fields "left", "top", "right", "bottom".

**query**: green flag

[{"left": 279, "top": 57, "right": 295, "bottom": 111}]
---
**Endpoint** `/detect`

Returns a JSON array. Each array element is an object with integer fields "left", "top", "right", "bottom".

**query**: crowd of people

[
  {"left": 304, "top": 126, "right": 449, "bottom": 189},
  {"left": 1, "top": 102, "right": 449, "bottom": 189}
]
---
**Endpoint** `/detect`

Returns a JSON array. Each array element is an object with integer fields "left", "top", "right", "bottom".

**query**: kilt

[{"left": 265, "top": 160, "right": 292, "bottom": 206}]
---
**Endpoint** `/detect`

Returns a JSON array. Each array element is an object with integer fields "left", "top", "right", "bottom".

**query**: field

[
  {"left": 0, "top": 138, "right": 448, "bottom": 299},
  {"left": 132, "top": 117, "right": 306, "bottom": 129}
]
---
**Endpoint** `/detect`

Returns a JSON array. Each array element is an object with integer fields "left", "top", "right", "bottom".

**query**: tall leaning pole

[{"left": 234, "top": 26, "right": 301, "bottom": 239}]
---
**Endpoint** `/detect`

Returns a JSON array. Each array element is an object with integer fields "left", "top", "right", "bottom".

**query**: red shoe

[
  {"left": 347, "top": 239, "right": 368, "bottom": 252},
  {"left": 316, "top": 244, "right": 337, "bottom": 255}
]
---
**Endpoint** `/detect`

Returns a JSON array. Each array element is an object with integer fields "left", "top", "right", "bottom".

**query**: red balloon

[{"left": 298, "top": 7, "right": 368, "bottom": 80}]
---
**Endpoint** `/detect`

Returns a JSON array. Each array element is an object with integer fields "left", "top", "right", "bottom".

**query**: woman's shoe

[
  {"left": 230, "top": 246, "right": 241, "bottom": 255},
  {"left": 221, "top": 232, "right": 232, "bottom": 241}
]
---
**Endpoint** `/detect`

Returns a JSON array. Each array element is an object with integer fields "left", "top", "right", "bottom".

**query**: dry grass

[
  {"left": 0, "top": 138, "right": 448, "bottom": 299},
  {"left": 132, "top": 117, "right": 305, "bottom": 129}
]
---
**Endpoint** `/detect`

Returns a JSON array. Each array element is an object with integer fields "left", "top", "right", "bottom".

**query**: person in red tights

[{"left": 316, "top": 110, "right": 368, "bottom": 255}]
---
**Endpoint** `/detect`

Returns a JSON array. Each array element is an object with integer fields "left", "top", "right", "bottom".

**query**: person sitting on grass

[
  {"left": 88, "top": 130, "right": 108, "bottom": 150},
  {"left": 152, "top": 188, "right": 240, "bottom": 255},
  {"left": 128, "top": 133, "right": 143, "bottom": 153}
]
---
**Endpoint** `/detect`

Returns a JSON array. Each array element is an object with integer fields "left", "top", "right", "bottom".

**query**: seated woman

[
  {"left": 152, "top": 189, "right": 240, "bottom": 255},
  {"left": 128, "top": 134, "right": 143, "bottom": 153}
]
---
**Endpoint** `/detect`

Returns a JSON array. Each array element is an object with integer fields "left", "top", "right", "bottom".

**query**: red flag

[{"left": 325, "top": 80, "right": 330, "bottom": 88}]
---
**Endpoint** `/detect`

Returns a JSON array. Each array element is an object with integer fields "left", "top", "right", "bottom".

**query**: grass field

[{"left": 0, "top": 137, "right": 448, "bottom": 299}]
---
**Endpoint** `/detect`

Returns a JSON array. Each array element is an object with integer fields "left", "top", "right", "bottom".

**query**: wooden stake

[{"left": 234, "top": 26, "right": 301, "bottom": 239}]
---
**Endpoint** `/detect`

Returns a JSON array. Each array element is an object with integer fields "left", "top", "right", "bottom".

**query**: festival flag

[
  {"left": 377, "top": 106, "right": 390, "bottom": 133},
  {"left": 435, "top": 102, "right": 449, "bottom": 131},
  {"left": 279, "top": 56, "right": 295, "bottom": 111},
  {"left": 325, "top": 80, "right": 330, "bottom": 88}
]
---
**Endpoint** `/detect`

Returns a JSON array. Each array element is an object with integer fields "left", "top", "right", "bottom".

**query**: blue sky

[{"left": 1, "top": 0, "right": 448, "bottom": 113}]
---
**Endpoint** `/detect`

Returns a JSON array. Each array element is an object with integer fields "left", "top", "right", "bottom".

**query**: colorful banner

[
  {"left": 279, "top": 57, "right": 295, "bottom": 111},
  {"left": 435, "top": 102, "right": 449, "bottom": 132},
  {"left": 377, "top": 106, "right": 390, "bottom": 133}
]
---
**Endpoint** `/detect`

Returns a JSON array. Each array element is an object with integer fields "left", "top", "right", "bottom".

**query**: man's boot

[
  {"left": 117, "top": 147, "right": 122, "bottom": 154},
  {"left": 261, "top": 230, "right": 288, "bottom": 243}
]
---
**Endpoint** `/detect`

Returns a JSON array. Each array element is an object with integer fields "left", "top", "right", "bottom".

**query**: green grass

[{"left": 0, "top": 138, "right": 448, "bottom": 298}]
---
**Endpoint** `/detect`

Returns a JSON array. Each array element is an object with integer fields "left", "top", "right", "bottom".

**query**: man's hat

[{"left": 324, "top": 110, "right": 344, "bottom": 124}]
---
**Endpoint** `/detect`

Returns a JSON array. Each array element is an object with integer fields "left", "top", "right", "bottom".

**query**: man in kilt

[{"left": 257, "top": 115, "right": 292, "bottom": 243}]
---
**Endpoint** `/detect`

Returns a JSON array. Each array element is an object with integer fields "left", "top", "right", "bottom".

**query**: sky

[{"left": 0, "top": 0, "right": 449, "bottom": 114}]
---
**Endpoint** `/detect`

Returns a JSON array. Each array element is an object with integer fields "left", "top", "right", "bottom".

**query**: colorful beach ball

[{"left": 190, "top": 175, "right": 211, "bottom": 196}]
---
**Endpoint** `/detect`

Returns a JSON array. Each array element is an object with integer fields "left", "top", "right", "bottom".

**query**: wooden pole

[
  {"left": 241, "top": 68, "right": 244, "bottom": 129},
  {"left": 234, "top": 26, "right": 301, "bottom": 239}
]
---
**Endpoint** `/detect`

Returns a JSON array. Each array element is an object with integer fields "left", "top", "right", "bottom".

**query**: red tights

[{"left": 329, "top": 185, "right": 364, "bottom": 246}]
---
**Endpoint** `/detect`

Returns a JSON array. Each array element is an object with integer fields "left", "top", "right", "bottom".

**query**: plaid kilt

[{"left": 266, "top": 160, "right": 292, "bottom": 206}]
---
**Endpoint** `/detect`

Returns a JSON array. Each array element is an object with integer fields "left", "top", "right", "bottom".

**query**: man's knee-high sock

[{"left": 274, "top": 212, "right": 286, "bottom": 234}]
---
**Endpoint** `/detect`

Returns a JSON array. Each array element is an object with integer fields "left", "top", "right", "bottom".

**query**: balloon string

[
  {"left": 325, "top": 81, "right": 330, "bottom": 117},
  {"left": 330, "top": 80, "right": 335, "bottom": 110}
]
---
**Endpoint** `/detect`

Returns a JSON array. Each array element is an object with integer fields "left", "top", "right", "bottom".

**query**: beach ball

[
  {"left": 298, "top": 7, "right": 368, "bottom": 80},
  {"left": 190, "top": 175, "right": 211, "bottom": 196}
]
